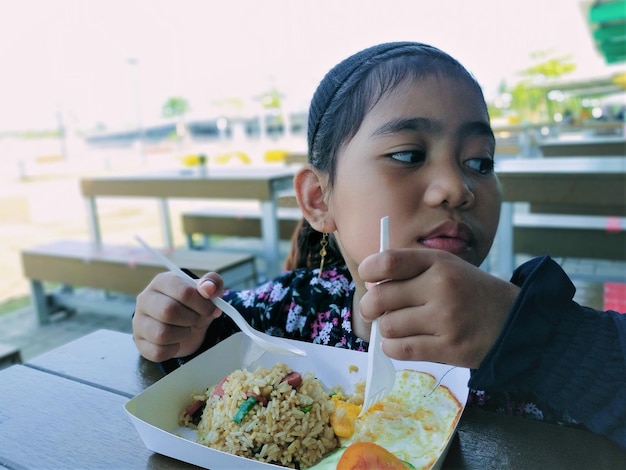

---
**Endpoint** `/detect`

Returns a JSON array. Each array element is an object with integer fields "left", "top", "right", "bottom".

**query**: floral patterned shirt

[{"left": 220, "top": 266, "right": 367, "bottom": 351}]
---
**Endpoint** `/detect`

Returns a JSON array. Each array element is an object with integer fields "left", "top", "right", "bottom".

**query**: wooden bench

[
  {"left": 182, "top": 204, "right": 302, "bottom": 251},
  {"left": 0, "top": 343, "right": 22, "bottom": 369},
  {"left": 506, "top": 207, "right": 626, "bottom": 284},
  {"left": 513, "top": 213, "right": 626, "bottom": 262},
  {"left": 493, "top": 157, "right": 626, "bottom": 278},
  {"left": 539, "top": 138, "right": 626, "bottom": 157},
  {"left": 21, "top": 240, "right": 257, "bottom": 324}
]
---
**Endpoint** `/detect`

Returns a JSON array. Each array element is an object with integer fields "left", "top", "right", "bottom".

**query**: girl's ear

[{"left": 293, "top": 165, "right": 336, "bottom": 232}]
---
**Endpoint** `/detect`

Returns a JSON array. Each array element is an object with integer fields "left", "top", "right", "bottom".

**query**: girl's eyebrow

[
  {"left": 457, "top": 121, "right": 496, "bottom": 145},
  {"left": 371, "top": 117, "right": 443, "bottom": 137},
  {"left": 371, "top": 117, "right": 495, "bottom": 146}
]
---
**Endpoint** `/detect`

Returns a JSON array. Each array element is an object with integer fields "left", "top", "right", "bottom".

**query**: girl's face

[{"left": 326, "top": 74, "right": 501, "bottom": 279}]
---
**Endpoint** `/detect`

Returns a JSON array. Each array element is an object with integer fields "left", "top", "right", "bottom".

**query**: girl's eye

[
  {"left": 465, "top": 157, "right": 494, "bottom": 175},
  {"left": 388, "top": 149, "right": 426, "bottom": 164}
]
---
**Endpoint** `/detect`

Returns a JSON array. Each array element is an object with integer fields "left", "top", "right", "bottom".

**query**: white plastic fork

[
  {"left": 134, "top": 236, "right": 306, "bottom": 357},
  {"left": 358, "top": 216, "right": 396, "bottom": 417}
]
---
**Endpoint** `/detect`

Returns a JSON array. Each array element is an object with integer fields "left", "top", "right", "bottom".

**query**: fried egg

[{"left": 312, "top": 369, "right": 463, "bottom": 470}]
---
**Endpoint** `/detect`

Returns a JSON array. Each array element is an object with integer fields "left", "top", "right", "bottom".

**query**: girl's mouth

[
  {"left": 420, "top": 236, "right": 470, "bottom": 253},
  {"left": 419, "top": 221, "right": 473, "bottom": 254}
]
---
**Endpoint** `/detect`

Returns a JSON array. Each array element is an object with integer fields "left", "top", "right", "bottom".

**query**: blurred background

[
  {"left": 0, "top": 0, "right": 624, "bottom": 360},
  {"left": 1, "top": 0, "right": 624, "bottom": 161}
]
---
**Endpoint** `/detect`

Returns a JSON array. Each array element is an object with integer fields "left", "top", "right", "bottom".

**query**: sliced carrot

[{"left": 337, "top": 442, "right": 409, "bottom": 470}]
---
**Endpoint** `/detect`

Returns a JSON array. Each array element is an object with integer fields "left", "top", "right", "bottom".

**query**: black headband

[{"left": 306, "top": 41, "right": 442, "bottom": 151}]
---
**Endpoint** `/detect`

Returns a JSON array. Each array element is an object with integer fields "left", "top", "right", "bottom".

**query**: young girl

[{"left": 133, "top": 42, "right": 626, "bottom": 449}]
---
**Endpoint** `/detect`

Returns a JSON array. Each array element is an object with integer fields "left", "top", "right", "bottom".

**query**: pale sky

[{"left": 0, "top": 0, "right": 622, "bottom": 131}]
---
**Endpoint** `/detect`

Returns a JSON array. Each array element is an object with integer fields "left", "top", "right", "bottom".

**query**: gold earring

[{"left": 318, "top": 232, "right": 328, "bottom": 278}]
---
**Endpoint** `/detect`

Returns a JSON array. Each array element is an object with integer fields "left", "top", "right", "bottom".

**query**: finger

[
  {"left": 381, "top": 334, "right": 446, "bottom": 363},
  {"left": 359, "top": 248, "right": 434, "bottom": 283},
  {"left": 136, "top": 286, "right": 206, "bottom": 327},
  {"left": 132, "top": 312, "right": 183, "bottom": 362},
  {"left": 143, "top": 272, "right": 220, "bottom": 321},
  {"left": 133, "top": 309, "right": 211, "bottom": 359},
  {"left": 377, "top": 305, "right": 437, "bottom": 339},
  {"left": 384, "top": 334, "right": 482, "bottom": 369},
  {"left": 359, "top": 277, "right": 427, "bottom": 322},
  {"left": 378, "top": 306, "right": 492, "bottom": 369},
  {"left": 134, "top": 337, "right": 181, "bottom": 363},
  {"left": 133, "top": 309, "right": 201, "bottom": 346},
  {"left": 196, "top": 272, "right": 225, "bottom": 299}
]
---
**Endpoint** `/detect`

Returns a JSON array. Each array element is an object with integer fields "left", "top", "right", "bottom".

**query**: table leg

[
  {"left": 495, "top": 202, "right": 514, "bottom": 277},
  {"left": 157, "top": 198, "right": 174, "bottom": 249},
  {"left": 260, "top": 199, "right": 280, "bottom": 277},
  {"left": 30, "top": 280, "right": 50, "bottom": 324},
  {"left": 84, "top": 197, "right": 101, "bottom": 247}
]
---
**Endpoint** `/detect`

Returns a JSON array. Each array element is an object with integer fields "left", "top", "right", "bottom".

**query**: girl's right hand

[
  {"left": 358, "top": 248, "right": 518, "bottom": 369},
  {"left": 132, "top": 271, "right": 224, "bottom": 362}
]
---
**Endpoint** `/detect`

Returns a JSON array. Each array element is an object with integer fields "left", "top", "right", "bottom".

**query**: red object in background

[
  {"left": 604, "top": 282, "right": 626, "bottom": 313},
  {"left": 605, "top": 216, "right": 622, "bottom": 233}
]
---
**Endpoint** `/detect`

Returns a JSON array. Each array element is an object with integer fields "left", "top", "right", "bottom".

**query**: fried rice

[{"left": 182, "top": 363, "right": 340, "bottom": 469}]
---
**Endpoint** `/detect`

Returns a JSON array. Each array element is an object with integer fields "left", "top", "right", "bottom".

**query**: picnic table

[
  {"left": 494, "top": 156, "right": 626, "bottom": 277},
  {"left": 539, "top": 136, "right": 626, "bottom": 157},
  {"left": 80, "top": 166, "right": 297, "bottom": 278},
  {"left": 1, "top": 329, "right": 624, "bottom": 469}
]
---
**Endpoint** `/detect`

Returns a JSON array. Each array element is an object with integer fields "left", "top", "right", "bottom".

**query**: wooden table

[
  {"left": 80, "top": 167, "right": 296, "bottom": 277},
  {"left": 539, "top": 136, "right": 626, "bottom": 157},
  {"left": 494, "top": 157, "right": 626, "bottom": 276},
  {"left": 1, "top": 329, "right": 624, "bottom": 469}
]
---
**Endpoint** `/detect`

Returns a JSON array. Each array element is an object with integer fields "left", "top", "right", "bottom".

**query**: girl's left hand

[{"left": 358, "top": 248, "right": 520, "bottom": 369}]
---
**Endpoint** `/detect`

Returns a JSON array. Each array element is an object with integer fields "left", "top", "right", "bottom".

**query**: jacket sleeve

[{"left": 469, "top": 256, "right": 626, "bottom": 449}]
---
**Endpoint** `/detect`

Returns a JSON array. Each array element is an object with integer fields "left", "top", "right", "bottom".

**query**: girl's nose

[{"left": 423, "top": 162, "right": 475, "bottom": 209}]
